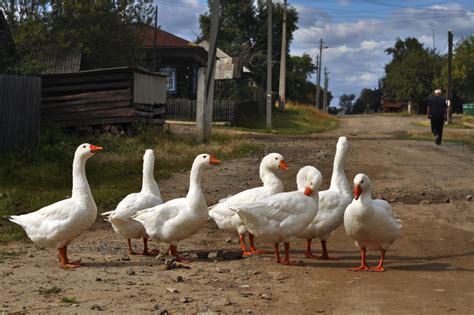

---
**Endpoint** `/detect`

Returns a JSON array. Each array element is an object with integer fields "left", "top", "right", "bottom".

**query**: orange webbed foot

[
  {"left": 349, "top": 265, "right": 370, "bottom": 271},
  {"left": 250, "top": 249, "right": 271, "bottom": 255},
  {"left": 142, "top": 249, "right": 160, "bottom": 256},
  {"left": 370, "top": 266, "right": 385, "bottom": 272}
]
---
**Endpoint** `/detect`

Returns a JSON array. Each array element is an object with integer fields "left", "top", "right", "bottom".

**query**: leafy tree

[
  {"left": 286, "top": 53, "right": 316, "bottom": 103},
  {"left": 435, "top": 35, "right": 474, "bottom": 109},
  {"left": 353, "top": 88, "right": 383, "bottom": 114},
  {"left": 339, "top": 94, "right": 355, "bottom": 113},
  {"left": 381, "top": 37, "right": 442, "bottom": 111}
]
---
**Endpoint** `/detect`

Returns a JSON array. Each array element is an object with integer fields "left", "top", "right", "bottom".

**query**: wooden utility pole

[
  {"left": 314, "top": 54, "right": 319, "bottom": 108},
  {"left": 315, "top": 39, "right": 324, "bottom": 110},
  {"left": 447, "top": 29, "right": 453, "bottom": 123},
  {"left": 153, "top": 5, "right": 158, "bottom": 71},
  {"left": 323, "top": 67, "right": 329, "bottom": 112},
  {"left": 196, "top": 0, "right": 221, "bottom": 142},
  {"left": 278, "top": 0, "right": 287, "bottom": 111},
  {"left": 266, "top": 0, "right": 273, "bottom": 129}
]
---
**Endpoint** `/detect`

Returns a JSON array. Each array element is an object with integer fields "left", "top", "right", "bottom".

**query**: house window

[{"left": 159, "top": 67, "right": 177, "bottom": 94}]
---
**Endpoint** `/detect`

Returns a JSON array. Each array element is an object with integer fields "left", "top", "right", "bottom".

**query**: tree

[
  {"left": 435, "top": 35, "right": 474, "bottom": 110},
  {"left": 381, "top": 37, "right": 442, "bottom": 111},
  {"left": 339, "top": 94, "right": 355, "bottom": 113},
  {"left": 353, "top": 88, "right": 382, "bottom": 114},
  {"left": 1, "top": 0, "right": 154, "bottom": 75},
  {"left": 286, "top": 53, "right": 315, "bottom": 103}
]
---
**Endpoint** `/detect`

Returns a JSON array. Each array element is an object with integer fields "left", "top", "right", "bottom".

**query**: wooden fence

[
  {"left": 166, "top": 98, "right": 236, "bottom": 123},
  {"left": 0, "top": 75, "right": 41, "bottom": 153}
]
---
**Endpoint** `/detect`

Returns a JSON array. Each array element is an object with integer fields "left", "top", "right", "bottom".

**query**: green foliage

[
  {"left": 352, "top": 88, "right": 383, "bottom": 114},
  {"left": 381, "top": 37, "right": 442, "bottom": 108},
  {"left": 60, "top": 296, "right": 76, "bottom": 304},
  {"left": 0, "top": 126, "right": 261, "bottom": 242},
  {"left": 1, "top": 0, "right": 154, "bottom": 75},
  {"left": 339, "top": 94, "right": 355, "bottom": 112}
]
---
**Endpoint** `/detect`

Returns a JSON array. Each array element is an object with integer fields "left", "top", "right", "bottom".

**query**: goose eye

[
  {"left": 83, "top": 145, "right": 86, "bottom": 148},
  {"left": 361, "top": 180, "right": 364, "bottom": 184},
  {"left": 275, "top": 157, "right": 278, "bottom": 160},
  {"left": 203, "top": 155, "right": 207, "bottom": 159}
]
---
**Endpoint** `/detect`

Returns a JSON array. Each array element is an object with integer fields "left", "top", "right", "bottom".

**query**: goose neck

[
  {"left": 141, "top": 161, "right": 161, "bottom": 196},
  {"left": 72, "top": 156, "right": 93, "bottom": 200},
  {"left": 260, "top": 167, "right": 282, "bottom": 189},
  {"left": 187, "top": 163, "right": 204, "bottom": 200},
  {"left": 329, "top": 146, "right": 350, "bottom": 193}
]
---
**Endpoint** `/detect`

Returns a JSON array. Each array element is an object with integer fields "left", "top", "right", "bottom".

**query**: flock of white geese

[{"left": 9, "top": 137, "right": 401, "bottom": 272}]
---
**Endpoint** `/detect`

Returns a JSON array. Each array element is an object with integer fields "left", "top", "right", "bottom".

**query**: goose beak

[
  {"left": 304, "top": 187, "right": 313, "bottom": 196},
  {"left": 354, "top": 184, "right": 362, "bottom": 200},
  {"left": 279, "top": 160, "right": 289, "bottom": 171},
  {"left": 90, "top": 144, "right": 103, "bottom": 153},
  {"left": 209, "top": 155, "right": 221, "bottom": 165}
]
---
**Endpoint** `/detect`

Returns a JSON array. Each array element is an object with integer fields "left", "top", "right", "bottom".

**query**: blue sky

[{"left": 154, "top": 0, "right": 474, "bottom": 105}]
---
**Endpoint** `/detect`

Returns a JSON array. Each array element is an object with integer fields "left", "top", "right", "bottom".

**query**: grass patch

[
  {"left": 39, "top": 286, "right": 62, "bottom": 295},
  {"left": 394, "top": 130, "right": 474, "bottom": 151},
  {"left": 413, "top": 117, "right": 471, "bottom": 129},
  {"left": 0, "top": 125, "right": 262, "bottom": 242},
  {"left": 232, "top": 102, "right": 339, "bottom": 135},
  {"left": 60, "top": 296, "right": 76, "bottom": 304}
]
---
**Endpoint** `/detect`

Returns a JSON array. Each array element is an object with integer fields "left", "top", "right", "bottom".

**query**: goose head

[
  {"left": 75, "top": 143, "right": 103, "bottom": 160},
  {"left": 193, "top": 153, "right": 221, "bottom": 168},
  {"left": 336, "top": 136, "right": 348, "bottom": 153},
  {"left": 143, "top": 149, "right": 155, "bottom": 170},
  {"left": 353, "top": 173, "right": 371, "bottom": 200},
  {"left": 296, "top": 166, "right": 323, "bottom": 197},
  {"left": 261, "top": 153, "right": 289, "bottom": 172}
]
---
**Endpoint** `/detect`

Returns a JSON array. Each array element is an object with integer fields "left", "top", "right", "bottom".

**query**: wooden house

[
  {"left": 41, "top": 67, "right": 167, "bottom": 127},
  {"left": 138, "top": 25, "right": 208, "bottom": 98}
]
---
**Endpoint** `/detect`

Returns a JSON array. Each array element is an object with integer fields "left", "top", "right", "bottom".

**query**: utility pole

[
  {"left": 432, "top": 29, "right": 435, "bottom": 52},
  {"left": 314, "top": 54, "right": 319, "bottom": 108},
  {"left": 447, "top": 29, "right": 453, "bottom": 123},
  {"left": 278, "top": 0, "right": 287, "bottom": 111},
  {"left": 153, "top": 5, "right": 158, "bottom": 71},
  {"left": 266, "top": 0, "right": 272, "bottom": 129},
  {"left": 316, "top": 38, "right": 325, "bottom": 110},
  {"left": 196, "top": 0, "right": 221, "bottom": 142},
  {"left": 323, "top": 67, "right": 329, "bottom": 112}
]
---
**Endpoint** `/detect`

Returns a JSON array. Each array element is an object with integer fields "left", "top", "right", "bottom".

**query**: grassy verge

[
  {"left": 394, "top": 129, "right": 474, "bottom": 151},
  {"left": 0, "top": 125, "right": 262, "bottom": 242},
  {"left": 231, "top": 102, "right": 339, "bottom": 135},
  {"left": 412, "top": 116, "right": 472, "bottom": 129}
]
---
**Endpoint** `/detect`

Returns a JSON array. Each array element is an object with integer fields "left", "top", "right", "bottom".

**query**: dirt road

[{"left": 1, "top": 115, "right": 473, "bottom": 314}]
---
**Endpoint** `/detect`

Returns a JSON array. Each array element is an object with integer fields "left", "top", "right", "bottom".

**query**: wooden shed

[{"left": 41, "top": 67, "right": 167, "bottom": 127}]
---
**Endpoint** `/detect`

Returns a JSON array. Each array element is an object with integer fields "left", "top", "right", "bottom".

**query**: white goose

[
  {"left": 102, "top": 149, "right": 162, "bottom": 255},
  {"left": 134, "top": 153, "right": 220, "bottom": 262},
  {"left": 233, "top": 166, "right": 322, "bottom": 265},
  {"left": 208, "top": 153, "right": 288, "bottom": 255},
  {"left": 9, "top": 143, "right": 103, "bottom": 268},
  {"left": 344, "top": 174, "right": 402, "bottom": 272},
  {"left": 298, "top": 136, "right": 352, "bottom": 259}
]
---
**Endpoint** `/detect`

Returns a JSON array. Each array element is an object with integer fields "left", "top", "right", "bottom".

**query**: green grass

[
  {"left": 60, "top": 296, "right": 76, "bottom": 304},
  {"left": 39, "top": 286, "right": 62, "bottom": 295},
  {"left": 394, "top": 130, "right": 474, "bottom": 151},
  {"left": 232, "top": 102, "right": 339, "bottom": 135},
  {"left": 413, "top": 119, "right": 471, "bottom": 129},
  {"left": 0, "top": 124, "right": 262, "bottom": 242}
]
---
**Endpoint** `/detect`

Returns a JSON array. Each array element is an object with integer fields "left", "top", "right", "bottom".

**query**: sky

[{"left": 154, "top": 0, "right": 474, "bottom": 106}]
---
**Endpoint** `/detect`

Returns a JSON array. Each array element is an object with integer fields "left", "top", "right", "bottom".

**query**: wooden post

[
  {"left": 196, "top": 67, "right": 207, "bottom": 143},
  {"left": 447, "top": 29, "right": 453, "bottom": 123},
  {"left": 153, "top": 5, "right": 158, "bottom": 72},
  {"left": 316, "top": 39, "right": 324, "bottom": 110},
  {"left": 278, "top": 0, "right": 287, "bottom": 111},
  {"left": 266, "top": 0, "right": 273, "bottom": 129},
  {"left": 323, "top": 67, "right": 329, "bottom": 112}
]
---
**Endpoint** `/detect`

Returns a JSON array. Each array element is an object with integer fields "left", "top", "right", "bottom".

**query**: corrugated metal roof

[{"left": 39, "top": 47, "right": 82, "bottom": 74}]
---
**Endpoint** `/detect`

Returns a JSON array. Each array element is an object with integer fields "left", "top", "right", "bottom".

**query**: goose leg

[
  {"left": 127, "top": 239, "right": 137, "bottom": 255},
  {"left": 370, "top": 249, "right": 385, "bottom": 272},
  {"left": 168, "top": 245, "right": 192, "bottom": 263},
  {"left": 274, "top": 243, "right": 282, "bottom": 263},
  {"left": 239, "top": 234, "right": 252, "bottom": 256},
  {"left": 319, "top": 240, "right": 341, "bottom": 260},
  {"left": 282, "top": 242, "right": 305, "bottom": 266},
  {"left": 304, "top": 239, "right": 319, "bottom": 258},
  {"left": 349, "top": 247, "right": 369, "bottom": 271},
  {"left": 142, "top": 238, "right": 159, "bottom": 256},
  {"left": 58, "top": 246, "right": 81, "bottom": 269},
  {"left": 249, "top": 233, "right": 270, "bottom": 254}
]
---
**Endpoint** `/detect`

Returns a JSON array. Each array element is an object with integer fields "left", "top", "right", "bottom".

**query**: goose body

[
  {"left": 9, "top": 143, "right": 103, "bottom": 268},
  {"left": 234, "top": 166, "right": 322, "bottom": 265},
  {"left": 102, "top": 149, "right": 162, "bottom": 255},
  {"left": 209, "top": 153, "right": 288, "bottom": 255},
  {"left": 344, "top": 173, "right": 402, "bottom": 272},
  {"left": 298, "top": 137, "right": 352, "bottom": 259},
  {"left": 134, "top": 153, "right": 220, "bottom": 262}
]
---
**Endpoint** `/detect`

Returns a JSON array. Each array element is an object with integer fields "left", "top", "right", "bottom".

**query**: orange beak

[
  {"left": 279, "top": 160, "right": 289, "bottom": 171},
  {"left": 209, "top": 155, "right": 221, "bottom": 165},
  {"left": 304, "top": 187, "right": 313, "bottom": 196},
  {"left": 90, "top": 144, "right": 103, "bottom": 153},
  {"left": 354, "top": 184, "right": 362, "bottom": 200}
]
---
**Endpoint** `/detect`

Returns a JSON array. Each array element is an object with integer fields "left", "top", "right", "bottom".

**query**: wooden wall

[{"left": 0, "top": 75, "right": 41, "bottom": 153}]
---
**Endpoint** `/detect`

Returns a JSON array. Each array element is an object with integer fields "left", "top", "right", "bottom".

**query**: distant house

[
  {"left": 197, "top": 40, "right": 251, "bottom": 80},
  {"left": 382, "top": 99, "right": 407, "bottom": 112},
  {"left": 138, "top": 25, "right": 208, "bottom": 98}
]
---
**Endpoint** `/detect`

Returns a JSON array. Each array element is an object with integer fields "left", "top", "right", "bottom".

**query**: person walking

[{"left": 427, "top": 89, "right": 447, "bottom": 145}]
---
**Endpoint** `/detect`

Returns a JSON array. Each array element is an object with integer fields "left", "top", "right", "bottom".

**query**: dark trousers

[{"left": 431, "top": 116, "right": 444, "bottom": 143}]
